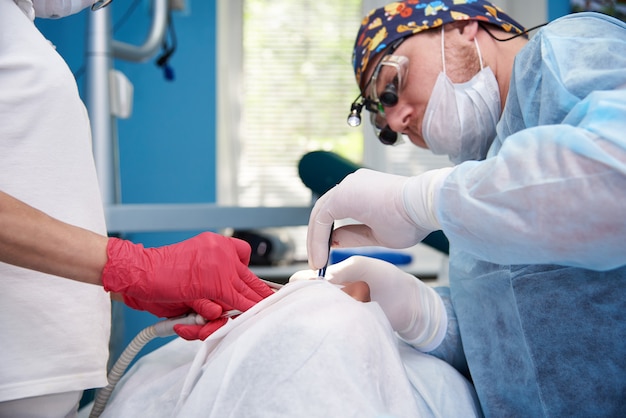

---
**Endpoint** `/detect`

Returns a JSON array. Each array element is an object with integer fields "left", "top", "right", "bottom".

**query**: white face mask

[
  {"left": 32, "top": 0, "right": 95, "bottom": 18},
  {"left": 422, "top": 27, "right": 501, "bottom": 165}
]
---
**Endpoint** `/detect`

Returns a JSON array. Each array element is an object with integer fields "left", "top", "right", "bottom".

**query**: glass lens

[
  {"left": 363, "top": 54, "right": 408, "bottom": 146},
  {"left": 369, "top": 112, "right": 403, "bottom": 145},
  {"left": 369, "top": 55, "right": 409, "bottom": 107},
  {"left": 369, "top": 109, "right": 387, "bottom": 132}
]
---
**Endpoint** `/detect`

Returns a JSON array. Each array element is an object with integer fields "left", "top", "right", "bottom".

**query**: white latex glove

[
  {"left": 13, "top": 0, "right": 35, "bottom": 20},
  {"left": 307, "top": 167, "right": 454, "bottom": 270},
  {"left": 293, "top": 256, "right": 448, "bottom": 352},
  {"left": 32, "top": 0, "right": 95, "bottom": 18}
]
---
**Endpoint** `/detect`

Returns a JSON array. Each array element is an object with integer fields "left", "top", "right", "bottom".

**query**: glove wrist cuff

[
  {"left": 398, "top": 285, "right": 448, "bottom": 352},
  {"left": 101, "top": 238, "right": 147, "bottom": 295},
  {"left": 403, "top": 167, "right": 454, "bottom": 231}
]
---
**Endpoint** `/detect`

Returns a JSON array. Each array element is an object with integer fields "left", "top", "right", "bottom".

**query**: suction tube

[{"left": 89, "top": 313, "right": 205, "bottom": 418}]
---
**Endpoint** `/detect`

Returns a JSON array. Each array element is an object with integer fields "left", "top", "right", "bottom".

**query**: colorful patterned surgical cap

[{"left": 352, "top": 0, "right": 526, "bottom": 88}]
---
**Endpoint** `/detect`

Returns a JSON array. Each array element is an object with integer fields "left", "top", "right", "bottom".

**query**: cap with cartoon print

[{"left": 352, "top": 0, "right": 526, "bottom": 88}]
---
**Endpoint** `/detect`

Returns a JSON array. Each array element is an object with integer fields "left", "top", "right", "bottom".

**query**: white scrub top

[{"left": 0, "top": 0, "right": 110, "bottom": 402}]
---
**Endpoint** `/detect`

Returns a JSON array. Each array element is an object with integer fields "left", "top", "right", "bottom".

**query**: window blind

[
  {"left": 239, "top": 0, "right": 363, "bottom": 206},
  {"left": 224, "top": 0, "right": 452, "bottom": 208}
]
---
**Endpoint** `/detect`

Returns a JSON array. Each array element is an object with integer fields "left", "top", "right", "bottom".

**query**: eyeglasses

[
  {"left": 347, "top": 38, "right": 407, "bottom": 145},
  {"left": 367, "top": 54, "right": 409, "bottom": 145},
  {"left": 368, "top": 108, "right": 406, "bottom": 146},
  {"left": 368, "top": 55, "right": 409, "bottom": 109}
]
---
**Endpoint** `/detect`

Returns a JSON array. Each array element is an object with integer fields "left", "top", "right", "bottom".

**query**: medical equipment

[
  {"left": 231, "top": 228, "right": 296, "bottom": 266},
  {"left": 89, "top": 278, "right": 284, "bottom": 417},
  {"left": 317, "top": 265, "right": 327, "bottom": 279},
  {"left": 421, "top": 29, "right": 500, "bottom": 165},
  {"left": 220, "top": 310, "right": 242, "bottom": 318},
  {"left": 346, "top": 42, "right": 405, "bottom": 146},
  {"left": 368, "top": 54, "right": 409, "bottom": 108},
  {"left": 317, "top": 222, "right": 334, "bottom": 279},
  {"left": 91, "top": 0, "right": 113, "bottom": 10},
  {"left": 88, "top": 313, "right": 206, "bottom": 418}
]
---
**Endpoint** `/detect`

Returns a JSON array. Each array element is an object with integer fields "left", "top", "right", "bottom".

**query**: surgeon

[
  {"left": 308, "top": 1, "right": 626, "bottom": 416},
  {"left": 0, "top": 1, "right": 272, "bottom": 416}
]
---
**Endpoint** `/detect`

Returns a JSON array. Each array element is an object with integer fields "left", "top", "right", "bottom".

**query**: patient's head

[
  {"left": 341, "top": 281, "right": 371, "bottom": 302},
  {"left": 288, "top": 269, "right": 370, "bottom": 302}
]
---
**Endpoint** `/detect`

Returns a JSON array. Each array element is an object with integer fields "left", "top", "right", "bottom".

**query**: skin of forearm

[{"left": 0, "top": 191, "right": 109, "bottom": 286}]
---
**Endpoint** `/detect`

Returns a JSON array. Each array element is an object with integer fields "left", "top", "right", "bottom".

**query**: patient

[
  {"left": 335, "top": 278, "right": 371, "bottom": 301},
  {"left": 96, "top": 258, "right": 481, "bottom": 418}
]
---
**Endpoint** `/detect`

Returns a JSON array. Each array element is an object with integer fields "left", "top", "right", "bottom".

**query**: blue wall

[
  {"left": 548, "top": 0, "right": 572, "bottom": 20},
  {"left": 37, "top": 1, "right": 218, "bottom": 232},
  {"left": 37, "top": 0, "right": 218, "bottom": 360}
]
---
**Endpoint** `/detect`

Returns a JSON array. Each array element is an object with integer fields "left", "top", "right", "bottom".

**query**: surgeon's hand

[
  {"left": 325, "top": 256, "right": 447, "bottom": 352},
  {"left": 307, "top": 167, "right": 453, "bottom": 270},
  {"left": 122, "top": 296, "right": 229, "bottom": 341},
  {"left": 102, "top": 232, "right": 274, "bottom": 314}
]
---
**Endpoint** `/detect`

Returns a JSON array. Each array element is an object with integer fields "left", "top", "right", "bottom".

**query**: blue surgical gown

[{"left": 434, "top": 12, "right": 626, "bottom": 417}]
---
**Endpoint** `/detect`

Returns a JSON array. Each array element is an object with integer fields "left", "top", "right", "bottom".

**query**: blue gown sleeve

[
  {"left": 437, "top": 13, "right": 626, "bottom": 271},
  {"left": 425, "top": 286, "right": 470, "bottom": 379}
]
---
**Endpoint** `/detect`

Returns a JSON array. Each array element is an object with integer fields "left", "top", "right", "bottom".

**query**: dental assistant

[
  {"left": 0, "top": 1, "right": 272, "bottom": 416},
  {"left": 308, "top": 1, "right": 626, "bottom": 416}
]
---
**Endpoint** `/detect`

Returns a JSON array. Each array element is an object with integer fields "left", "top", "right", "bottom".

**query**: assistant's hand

[
  {"left": 122, "top": 296, "right": 229, "bottom": 341},
  {"left": 102, "top": 232, "right": 274, "bottom": 314},
  {"left": 325, "top": 256, "right": 447, "bottom": 352},
  {"left": 307, "top": 168, "right": 453, "bottom": 270}
]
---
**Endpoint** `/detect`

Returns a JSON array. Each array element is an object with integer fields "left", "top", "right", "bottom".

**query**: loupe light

[{"left": 347, "top": 103, "right": 363, "bottom": 127}]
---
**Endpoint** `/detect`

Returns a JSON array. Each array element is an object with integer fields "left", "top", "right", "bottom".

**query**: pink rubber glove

[
  {"left": 173, "top": 318, "right": 228, "bottom": 341},
  {"left": 102, "top": 232, "right": 274, "bottom": 312},
  {"left": 123, "top": 296, "right": 229, "bottom": 340},
  {"left": 173, "top": 298, "right": 236, "bottom": 341}
]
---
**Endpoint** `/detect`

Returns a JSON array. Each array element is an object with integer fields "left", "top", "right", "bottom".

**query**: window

[
  {"left": 217, "top": 0, "right": 363, "bottom": 207},
  {"left": 218, "top": 0, "right": 452, "bottom": 207},
  {"left": 217, "top": 0, "right": 450, "bottom": 273}
]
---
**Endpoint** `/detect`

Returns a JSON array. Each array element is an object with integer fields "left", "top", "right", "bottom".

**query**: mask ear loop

[
  {"left": 474, "top": 37, "right": 484, "bottom": 70},
  {"left": 440, "top": 25, "right": 446, "bottom": 74},
  {"left": 441, "top": 24, "right": 486, "bottom": 73}
]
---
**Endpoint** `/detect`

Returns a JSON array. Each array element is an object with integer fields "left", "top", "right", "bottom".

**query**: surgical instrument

[
  {"left": 220, "top": 279, "right": 284, "bottom": 318},
  {"left": 220, "top": 309, "right": 242, "bottom": 318},
  {"left": 318, "top": 222, "right": 334, "bottom": 279}
]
